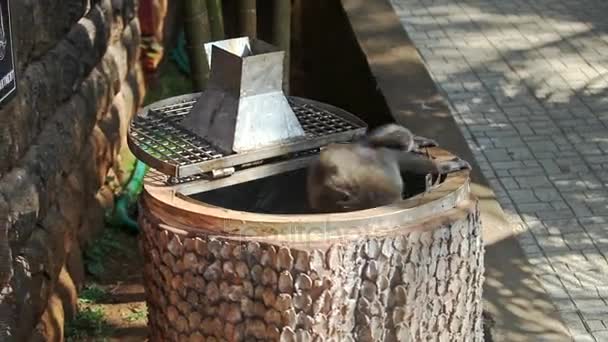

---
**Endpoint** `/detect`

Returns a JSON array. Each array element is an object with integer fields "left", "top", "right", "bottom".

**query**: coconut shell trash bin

[{"left": 128, "top": 37, "right": 485, "bottom": 342}]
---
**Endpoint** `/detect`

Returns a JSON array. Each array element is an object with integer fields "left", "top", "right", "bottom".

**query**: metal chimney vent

[
  {"left": 127, "top": 38, "right": 367, "bottom": 194},
  {"left": 180, "top": 37, "right": 306, "bottom": 154}
]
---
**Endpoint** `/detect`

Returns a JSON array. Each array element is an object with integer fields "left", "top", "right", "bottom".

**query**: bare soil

[{"left": 69, "top": 228, "right": 149, "bottom": 342}]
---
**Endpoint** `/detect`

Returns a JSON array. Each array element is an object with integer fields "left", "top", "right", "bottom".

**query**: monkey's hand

[
  {"left": 422, "top": 157, "right": 470, "bottom": 191},
  {"left": 436, "top": 157, "right": 471, "bottom": 174},
  {"left": 413, "top": 136, "right": 438, "bottom": 148}
]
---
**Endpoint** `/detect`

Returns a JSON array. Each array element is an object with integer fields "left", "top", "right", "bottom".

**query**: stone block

[
  {"left": 66, "top": 241, "right": 86, "bottom": 292},
  {"left": 90, "top": 125, "right": 114, "bottom": 186},
  {"left": 0, "top": 288, "right": 17, "bottom": 341},
  {"left": 58, "top": 173, "right": 85, "bottom": 232},
  {"left": 28, "top": 265, "right": 78, "bottom": 342},
  {"left": 11, "top": 0, "right": 88, "bottom": 71},
  {"left": 0, "top": 194, "right": 12, "bottom": 288},
  {"left": 0, "top": 168, "right": 42, "bottom": 247},
  {"left": 0, "top": 0, "right": 123, "bottom": 171},
  {"left": 0, "top": 0, "right": 143, "bottom": 338},
  {"left": 77, "top": 197, "right": 105, "bottom": 248},
  {"left": 125, "top": 19, "right": 143, "bottom": 69}
]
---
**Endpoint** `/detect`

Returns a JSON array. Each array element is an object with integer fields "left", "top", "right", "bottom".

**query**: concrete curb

[{"left": 339, "top": 0, "right": 571, "bottom": 340}]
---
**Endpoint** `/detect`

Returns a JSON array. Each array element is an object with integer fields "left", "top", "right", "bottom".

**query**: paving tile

[{"left": 390, "top": 0, "right": 608, "bottom": 338}]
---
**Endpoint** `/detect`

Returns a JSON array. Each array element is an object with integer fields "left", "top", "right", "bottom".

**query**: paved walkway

[{"left": 389, "top": 0, "right": 608, "bottom": 340}]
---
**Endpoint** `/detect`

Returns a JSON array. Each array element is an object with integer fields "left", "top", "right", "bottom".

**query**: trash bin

[{"left": 128, "top": 37, "right": 484, "bottom": 342}]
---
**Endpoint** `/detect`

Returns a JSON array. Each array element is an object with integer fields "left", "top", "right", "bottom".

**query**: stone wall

[{"left": 0, "top": 0, "right": 145, "bottom": 341}]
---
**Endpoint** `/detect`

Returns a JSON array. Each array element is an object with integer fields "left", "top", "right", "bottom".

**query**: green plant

[
  {"left": 65, "top": 306, "right": 111, "bottom": 341},
  {"left": 83, "top": 227, "right": 131, "bottom": 278},
  {"left": 78, "top": 284, "right": 108, "bottom": 304},
  {"left": 122, "top": 306, "right": 148, "bottom": 323}
]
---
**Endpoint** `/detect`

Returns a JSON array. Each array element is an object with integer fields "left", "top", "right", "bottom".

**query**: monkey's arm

[
  {"left": 365, "top": 124, "right": 415, "bottom": 151},
  {"left": 392, "top": 150, "right": 471, "bottom": 176},
  {"left": 394, "top": 152, "right": 439, "bottom": 175},
  {"left": 413, "top": 136, "right": 438, "bottom": 149},
  {"left": 364, "top": 123, "right": 439, "bottom": 153}
]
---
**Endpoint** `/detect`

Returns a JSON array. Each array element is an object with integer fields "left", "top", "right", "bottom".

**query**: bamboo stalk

[
  {"left": 206, "top": 0, "right": 225, "bottom": 40},
  {"left": 238, "top": 0, "right": 257, "bottom": 38},
  {"left": 273, "top": 0, "right": 292, "bottom": 94},
  {"left": 184, "top": 0, "right": 212, "bottom": 91},
  {"left": 291, "top": 0, "right": 302, "bottom": 48}
]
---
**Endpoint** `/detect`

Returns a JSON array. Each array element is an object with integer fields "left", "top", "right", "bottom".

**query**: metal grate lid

[
  {"left": 128, "top": 37, "right": 367, "bottom": 193},
  {"left": 128, "top": 94, "right": 367, "bottom": 179}
]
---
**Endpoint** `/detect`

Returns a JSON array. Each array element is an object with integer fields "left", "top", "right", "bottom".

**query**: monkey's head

[{"left": 306, "top": 143, "right": 403, "bottom": 213}]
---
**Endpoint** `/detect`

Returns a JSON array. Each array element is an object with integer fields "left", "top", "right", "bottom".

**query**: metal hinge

[{"left": 210, "top": 167, "right": 236, "bottom": 179}]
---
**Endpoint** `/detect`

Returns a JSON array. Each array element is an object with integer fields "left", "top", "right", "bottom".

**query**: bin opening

[{"left": 190, "top": 167, "right": 434, "bottom": 214}]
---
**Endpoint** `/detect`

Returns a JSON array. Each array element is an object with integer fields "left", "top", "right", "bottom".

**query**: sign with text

[{"left": 0, "top": 0, "right": 15, "bottom": 107}]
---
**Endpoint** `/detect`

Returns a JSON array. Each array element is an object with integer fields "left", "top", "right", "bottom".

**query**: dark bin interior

[{"left": 191, "top": 167, "right": 432, "bottom": 214}]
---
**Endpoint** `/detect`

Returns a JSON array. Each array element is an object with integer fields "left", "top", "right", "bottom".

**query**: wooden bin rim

[{"left": 141, "top": 146, "right": 472, "bottom": 240}]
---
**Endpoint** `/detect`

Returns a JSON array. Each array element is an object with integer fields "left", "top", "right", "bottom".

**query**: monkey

[
  {"left": 306, "top": 124, "right": 470, "bottom": 213},
  {"left": 365, "top": 123, "right": 437, "bottom": 152}
]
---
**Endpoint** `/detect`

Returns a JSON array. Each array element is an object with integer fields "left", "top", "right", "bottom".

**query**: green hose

[
  {"left": 109, "top": 159, "right": 149, "bottom": 234},
  {"left": 170, "top": 29, "right": 192, "bottom": 75}
]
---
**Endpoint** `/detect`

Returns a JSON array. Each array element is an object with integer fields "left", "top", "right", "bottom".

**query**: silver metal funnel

[{"left": 179, "top": 37, "right": 306, "bottom": 154}]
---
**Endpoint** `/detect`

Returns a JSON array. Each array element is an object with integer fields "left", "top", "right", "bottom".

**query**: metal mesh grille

[
  {"left": 143, "top": 148, "right": 322, "bottom": 187},
  {"left": 130, "top": 99, "right": 223, "bottom": 166},
  {"left": 291, "top": 100, "right": 358, "bottom": 137},
  {"left": 130, "top": 97, "right": 361, "bottom": 168},
  {"left": 143, "top": 167, "right": 207, "bottom": 186}
]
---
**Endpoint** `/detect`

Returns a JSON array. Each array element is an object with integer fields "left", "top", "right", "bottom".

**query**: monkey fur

[
  {"left": 365, "top": 123, "right": 437, "bottom": 151},
  {"left": 306, "top": 124, "right": 470, "bottom": 213}
]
